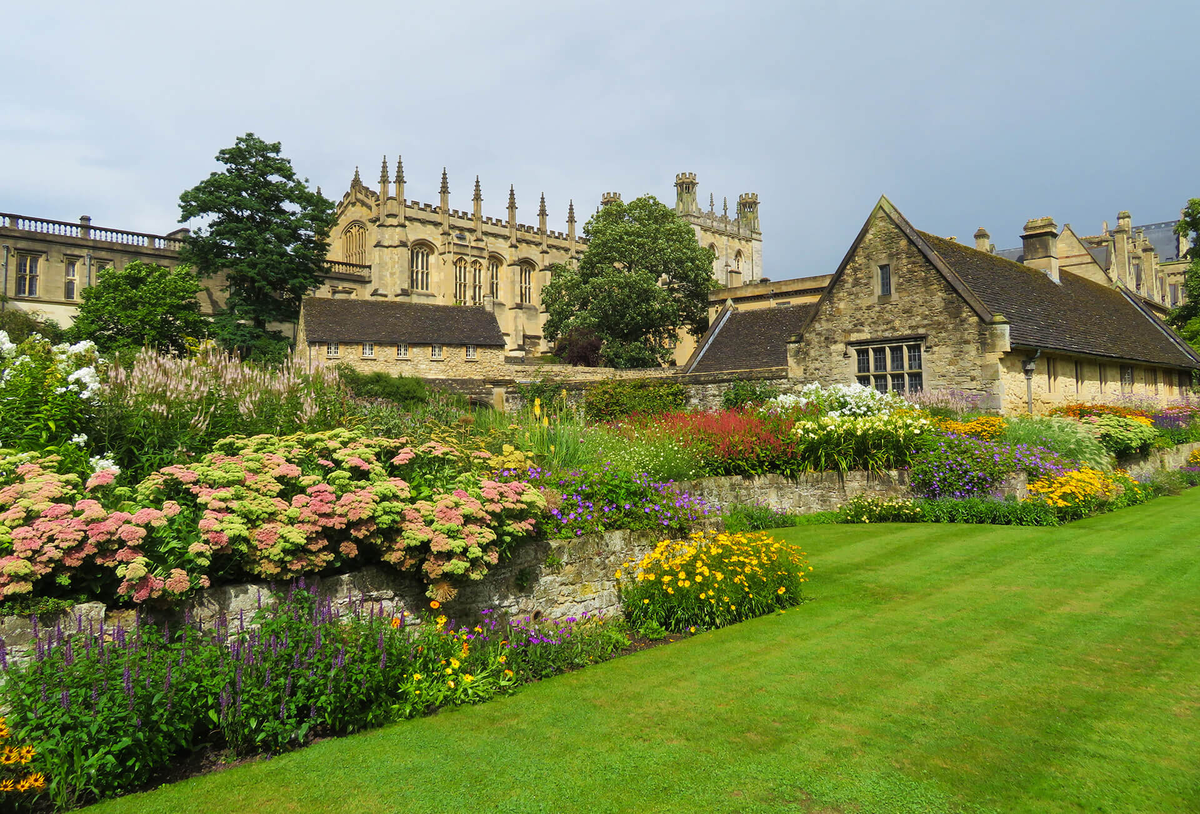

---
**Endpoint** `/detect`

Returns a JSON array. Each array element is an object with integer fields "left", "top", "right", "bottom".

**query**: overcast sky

[{"left": 3, "top": 0, "right": 1195, "bottom": 279}]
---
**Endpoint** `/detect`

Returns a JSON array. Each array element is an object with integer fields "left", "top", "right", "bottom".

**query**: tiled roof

[
  {"left": 688, "top": 304, "right": 815, "bottom": 373},
  {"left": 917, "top": 232, "right": 1200, "bottom": 369},
  {"left": 300, "top": 298, "right": 506, "bottom": 346},
  {"left": 1135, "top": 220, "right": 1184, "bottom": 262}
]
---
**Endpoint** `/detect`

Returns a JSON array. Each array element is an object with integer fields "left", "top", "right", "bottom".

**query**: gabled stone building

[{"left": 788, "top": 197, "right": 1200, "bottom": 414}]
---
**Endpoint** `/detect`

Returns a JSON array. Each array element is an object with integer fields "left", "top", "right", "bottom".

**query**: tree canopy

[
  {"left": 541, "top": 196, "right": 717, "bottom": 369},
  {"left": 1169, "top": 198, "right": 1200, "bottom": 351},
  {"left": 67, "top": 261, "right": 206, "bottom": 355},
  {"left": 178, "top": 133, "right": 335, "bottom": 357}
]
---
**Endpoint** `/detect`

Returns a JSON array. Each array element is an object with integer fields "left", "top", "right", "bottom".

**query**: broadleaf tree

[
  {"left": 541, "top": 195, "right": 717, "bottom": 369},
  {"left": 178, "top": 133, "right": 335, "bottom": 359},
  {"left": 1169, "top": 198, "right": 1200, "bottom": 353},
  {"left": 67, "top": 261, "right": 207, "bottom": 355}
]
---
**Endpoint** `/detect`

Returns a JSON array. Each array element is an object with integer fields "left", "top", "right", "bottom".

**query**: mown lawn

[{"left": 86, "top": 492, "right": 1200, "bottom": 813}]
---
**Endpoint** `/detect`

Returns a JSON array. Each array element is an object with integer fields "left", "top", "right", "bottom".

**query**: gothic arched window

[
  {"left": 410, "top": 245, "right": 431, "bottom": 291},
  {"left": 343, "top": 223, "right": 368, "bottom": 266},
  {"left": 454, "top": 258, "right": 469, "bottom": 304},
  {"left": 488, "top": 257, "right": 502, "bottom": 300},
  {"left": 471, "top": 260, "right": 483, "bottom": 304},
  {"left": 519, "top": 262, "right": 535, "bottom": 305}
]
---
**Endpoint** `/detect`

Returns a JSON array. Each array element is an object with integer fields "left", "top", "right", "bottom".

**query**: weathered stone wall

[
  {"left": 679, "top": 471, "right": 910, "bottom": 514},
  {"left": 295, "top": 338, "right": 512, "bottom": 380},
  {"left": 788, "top": 208, "right": 998, "bottom": 401},
  {"left": 1121, "top": 440, "right": 1200, "bottom": 481},
  {"left": 0, "top": 529, "right": 671, "bottom": 665},
  {"left": 502, "top": 368, "right": 790, "bottom": 413}
]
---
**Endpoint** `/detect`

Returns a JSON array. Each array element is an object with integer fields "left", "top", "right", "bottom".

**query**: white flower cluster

[
  {"left": 0, "top": 331, "right": 16, "bottom": 359},
  {"left": 793, "top": 411, "right": 930, "bottom": 440},
  {"left": 762, "top": 382, "right": 909, "bottom": 418},
  {"left": 66, "top": 365, "right": 101, "bottom": 401},
  {"left": 89, "top": 455, "right": 120, "bottom": 474}
]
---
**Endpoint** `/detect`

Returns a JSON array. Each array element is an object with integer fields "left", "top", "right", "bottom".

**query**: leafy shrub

[
  {"left": 1082, "top": 414, "right": 1159, "bottom": 457},
  {"left": 722, "top": 503, "right": 802, "bottom": 532},
  {"left": 1179, "top": 467, "right": 1200, "bottom": 487},
  {"left": 0, "top": 304, "right": 64, "bottom": 344},
  {"left": 720, "top": 380, "right": 779, "bottom": 410},
  {"left": 916, "top": 497, "right": 1058, "bottom": 526},
  {"left": 337, "top": 364, "right": 428, "bottom": 406},
  {"left": 1, "top": 587, "right": 628, "bottom": 809},
  {"left": 911, "top": 433, "right": 1071, "bottom": 499},
  {"left": 583, "top": 378, "right": 685, "bottom": 421},
  {"left": 618, "top": 530, "right": 810, "bottom": 632},
  {"left": 1001, "top": 416, "right": 1111, "bottom": 470},
  {"left": 514, "top": 378, "right": 570, "bottom": 413}
]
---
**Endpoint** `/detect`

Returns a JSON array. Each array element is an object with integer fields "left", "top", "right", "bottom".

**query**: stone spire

[
  {"left": 538, "top": 192, "right": 548, "bottom": 219},
  {"left": 567, "top": 200, "right": 577, "bottom": 254},
  {"left": 472, "top": 176, "right": 483, "bottom": 241},
  {"left": 723, "top": 196, "right": 728, "bottom": 219},
  {"left": 394, "top": 156, "right": 406, "bottom": 223},
  {"left": 439, "top": 168, "right": 450, "bottom": 235},
  {"left": 351, "top": 166, "right": 362, "bottom": 189},
  {"left": 440, "top": 168, "right": 450, "bottom": 195},
  {"left": 709, "top": 193, "right": 715, "bottom": 214},
  {"left": 379, "top": 156, "right": 390, "bottom": 201},
  {"left": 508, "top": 185, "right": 518, "bottom": 247}
]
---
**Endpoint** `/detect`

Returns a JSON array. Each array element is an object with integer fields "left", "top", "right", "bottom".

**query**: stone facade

[
  {"left": 0, "top": 212, "right": 206, "bottom": 327},
  {"left": 322, "top": 162, "right": 764, "bottom": 360},
  {"left": 298, "top": 337, "right": 511, "bottom": 380},
  {"left": 789, "top": 198, "right": 1200, "bottom": 415},
  {"left": 788, "top": 206, "right": 1002, "bottom": 403}
]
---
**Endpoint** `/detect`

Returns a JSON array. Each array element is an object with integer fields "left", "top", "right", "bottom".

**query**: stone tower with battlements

[{"left": 674, "top": 172, "right": 763, "bottom": 287}]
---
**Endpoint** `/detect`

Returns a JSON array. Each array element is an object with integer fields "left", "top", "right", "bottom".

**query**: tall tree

[
  {"left": 178, "top": 133, "right": 334, "bottom": 357},
  {"left": 541, "top": 196, "right": 717, "bottom": 369},
  {"left": 67, "top": 261, "right": 207, "bottom": 355},
  {"left": 1169, "top": 198, "right": 1200, "bottom": 351}
]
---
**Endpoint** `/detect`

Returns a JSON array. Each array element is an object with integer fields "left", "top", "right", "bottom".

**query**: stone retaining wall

[
  {"left": 0, "top": 529, "right": 670, "bottom": 665},
  {"left": 678, "top": 471, "right": 910, "bottom": 514},
  {"left": 1121, "top": 440, "right": 1200, "bottom": 481}
]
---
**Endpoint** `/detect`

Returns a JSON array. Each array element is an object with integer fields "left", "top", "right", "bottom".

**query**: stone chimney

[
  {"left": 974, "top": 227, "right": 990, "bottom": 252},
  {"left": 1021, "top": 217, "right": 1060, "bottom": 283}
]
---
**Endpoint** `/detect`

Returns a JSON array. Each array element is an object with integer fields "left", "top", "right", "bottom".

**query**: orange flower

[
  {"left": 429, "top": 600, "right": 441, "bottom": 610},
  {"left": 389, "top": 617, "right": 402, "bottom": 629}
]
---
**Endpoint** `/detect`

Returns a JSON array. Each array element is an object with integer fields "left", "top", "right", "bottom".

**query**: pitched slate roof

[
  {"left": 917, "top": 230, "right": 1200, "bottom": 369},
  {"left": 687, "top": 303, "right": 815, "bottom": 374},
  {"left": 1135, "top": 220, "right": 1184, "bottom": 262},
  {"left": 300, "top": 298, "right": 506, "bottom": 346}
]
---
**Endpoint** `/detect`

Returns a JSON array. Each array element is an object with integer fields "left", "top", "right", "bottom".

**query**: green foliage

[
  {"left": 583, "top": 378, "right": 686, "bottom": 421},
  {"left": 0, "top": 594, "right": 76, "bottom": 618},
  {"left": 836, "top": 495, "right": 1060, "bottom": 526},
  {"left": 0, "top": 332, "right": 99, "bottom": 464},
  {"left": 720, "top": 379, "right": 780, "bottom": 410},
  {"left": 67, "top": 261, "right": 208, "bottom": 356},
  {"left": 2, "top": 589, "right": 628, "bottom": 809},
  {"left": 1001, "top": 416, "right": 1111, "bottom": 470},
  {"left": 721, "top": 503, "right": 802, "bottom": 532},
  {"left": 337, "top": 363, "right": 429, "bottom": 406},
  {"left": 1168, "top": 197, "right": 1200, "bottom": 349},
  {"left": 514, "top": 378, "right": 569, "bottom": 412},
  {"left": 0, "top": 301, "right": 64, "bottom": 343},
  {"left": 541, "top": 196, "right": 718, "bottom": 368},
  {"left": 579, "top": 424, "right": 703, "bottom": 481},
  {"left": 1084, "top": 414, "right": 1159, "bottom": 457},
  {"left": 178, "top": 133, "right": 336, "bottom": 354}
]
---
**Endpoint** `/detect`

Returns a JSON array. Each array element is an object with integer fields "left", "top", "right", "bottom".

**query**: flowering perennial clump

[
  {"left": 1026, "top": 468, "right": 1120, "bottom": 515},
  {"left": 931, "top": 415, "right": 1008, "bottom": 440},
  {"left": 911, "top": 433, "right": 1071, "bottom": 499},
  {"left": 0, "top": 587, "right": 628, "bottom": 807},
  {"left": 618, "top": 530, "right": 810, "bottom": 632}
]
